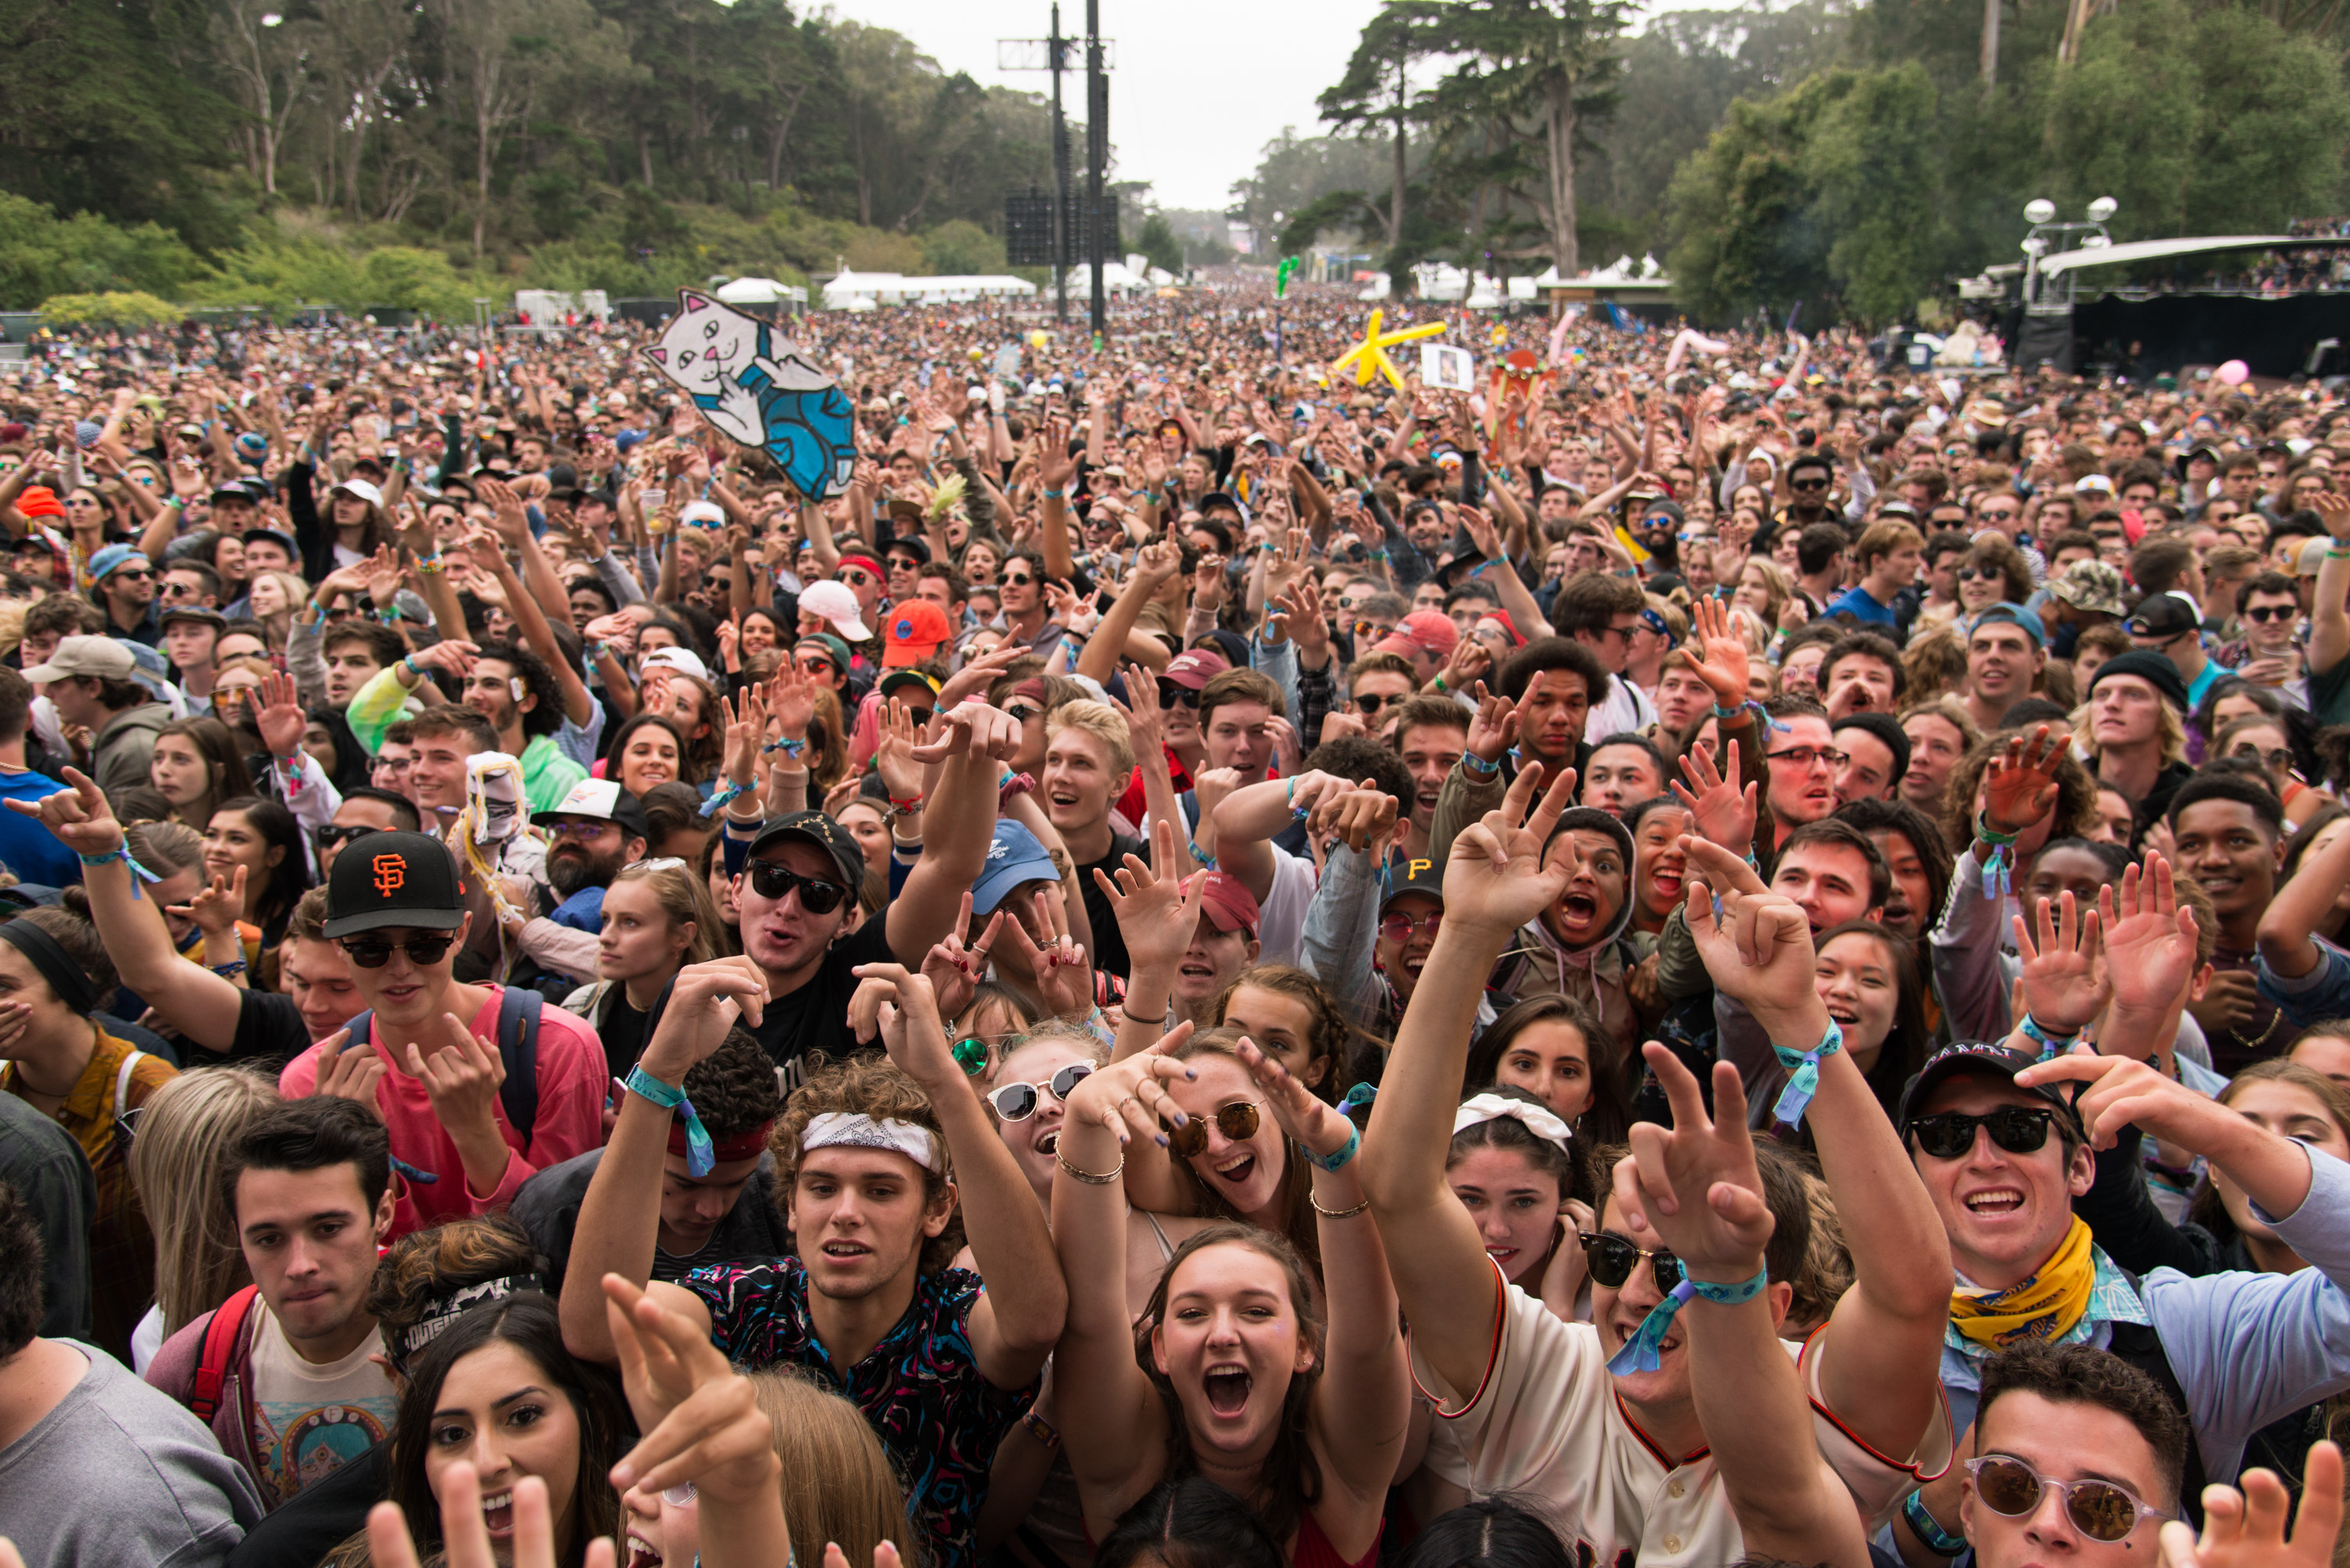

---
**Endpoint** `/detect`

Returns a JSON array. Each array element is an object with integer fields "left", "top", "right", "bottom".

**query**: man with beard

[
  {"left": 460, "top": 640, "right": 586, "bottom": 812},
  {"left": 496, "top": 779, "right": 649, "bottom": 995}
]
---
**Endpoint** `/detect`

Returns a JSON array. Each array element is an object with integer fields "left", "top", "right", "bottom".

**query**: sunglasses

[
  {"left": 1003, "top": 572, "right": 1036, "bottom": 587},
  {"left": 1578, "top": 1232, "right": 1683, "bottom": 1295},
  {"left": 1906, "top": 1105, "right": 2058, "bottom": 1160},
  {"left": 1352, "top": 619, "right": 1393, "bottom": 639},
  {"left": 1003, "top": 703, "right": 1043, "bottom": 724},
  {"left": 314, "top": 824, "right": 382, "bottom": 848},
  {"left": 2244, "top": 605, "right": 2297, "bottom": 623},
  {"left": 1965, "top": 1457, "right": 2167, "bottom": 1541},
  {"left": 1166, "top": 1100, "right": 1262, "bottom": 1159},
  {"left": 1379, "top": 910, "right": 1443, "bottom": 943},
  {"left": 744, "top": 859, "right": 849, "bottom": 914},
  {"left": 987, "top": 1062, "right": 1096, "bottom": 1122},
  {"left": 838, "top": 569, "right": 877, "bottom": 587},
  {"left": 1155, "top": 683, "right": 1201, "bottom": 710},
  {"left": 340, "top": 934, "right": 457, "bottom": 968},
  {"left": 1980, "top": 509, "right": 2019, "bottom": 522},
  {"left": 794, "top": 656, "right": 841, "bottom": 676},
  {"left": 1955, "top": 566, "right": 1998, "bottom": 582},
  {"left": 1789, "top": 478, "right": 1831, "bottom": 491}
]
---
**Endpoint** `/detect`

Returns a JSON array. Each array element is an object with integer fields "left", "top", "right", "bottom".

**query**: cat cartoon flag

[{"left": 642, "top": 290, "right": 856, "bottom": 500}]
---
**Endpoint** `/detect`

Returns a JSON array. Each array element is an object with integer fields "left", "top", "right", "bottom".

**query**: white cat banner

[{"left": 641, "top": 290, "right": 856, "bottom": 499}]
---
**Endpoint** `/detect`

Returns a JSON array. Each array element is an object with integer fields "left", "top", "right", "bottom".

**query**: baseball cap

[
  {"left": 243, "top": 527, "right": 300, "bottom": 562},
  {"left": 640, "top": 645, "right": 710, "bottom": 682},
  {"left": 329, "top": 477, "right": 385, "bottom": 509},
  {"left": 883, "top": 537, "right": 931, "bottom": 565},
  {"left": 1185, "top": 869, "right": 1262, "bottom": 938},
  {"left": 2087, "top": 649, "right": 2191, "bottom": 714},
  {"left": 322, "top": 830, "right": 466, "bottom": 938},
  {"left": 798, "top": 580, "right": 872, "bottom": 641},
  {"left": 794, "top": 633, "right": 851, "bottom": 674},
  {"left": 2073, "top": 474, "right": 2116, "bottom": 496},
  {"left": 1160, "top": 649, "right": 1230, "bottom": 692},
  {"left": 542, "top": 777, "right": 649, "bottom": 839},
  {"left": 1896, "top": 1041, "right": 2081, "bottom": 1135},
  {"left": 22, "top": 634, "right": 136, "bottom": 684},
  {"left": 2122, "top": 592, "right": 2199, "bottom": 640},
  {"left": 971, "top": 819, "right": 1059, "bottom": 916},
  {"left": 1379, "top": 858, "right": 1445, "bottom": 911},
  {"left": 745, "top": 811, "right": 867, "bottom": 889},
  {"left": 1378, "top": 609, "right": 1461, "bottom": 662},
  {"left": 2045, "top": 560, "right": 2126, "bottom": 618},
  {"left": 2300, "top": 537, "right": 2333, "bottom": 576},
  {"left": 85, "top": 544, "right": 148, "bottom": 583},
  {"left": 878, "top": 669, "right": 941, "bottom": 703},
  {"left": 1968, "top": 602, "right": 2045, "bottom": 649},
  {"left": 883, "top": 601, "right": 952, "bottom": 668}
]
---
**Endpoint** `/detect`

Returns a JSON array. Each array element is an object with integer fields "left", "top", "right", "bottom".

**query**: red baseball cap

[
  {"left": 1378, "top": 609, "right": 1459, "bottom": 661},
  {"left": 1160, "top": 649, "right": 1231, "bottom": 691},
  {"left": 16, "top": 486, "right": 63, "bottom": 521},
  {"left": 1185, "top": 870, "right": 1261, "bottom": 938},
  {"left": 882, "top": 600, "right": 952, "bottom": 667}
]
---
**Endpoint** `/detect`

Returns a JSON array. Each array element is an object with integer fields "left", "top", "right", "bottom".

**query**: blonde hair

[
  {"left": 128, "top": 1067, "right": 281, "bottom": 1334},
  {"left": 2073, "top": 688, "right": 2188, "bottom": 769},
  {"left": 1045, "top": 697, "right": 1135, "bottom": 779},
  {"left": 609, "top": 857, "right": 725, "bottom": 966},
  {"left": 747, "top": 1368, "right": 920, "bottom": 1566}
]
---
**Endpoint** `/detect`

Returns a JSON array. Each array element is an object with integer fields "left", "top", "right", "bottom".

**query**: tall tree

[{"left": 1318, "top": 2, "right": 1443, "bottom": 265}]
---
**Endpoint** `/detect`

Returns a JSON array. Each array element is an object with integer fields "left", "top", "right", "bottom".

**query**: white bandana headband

[
  {"left": 1453, "top": 1093, "right": 1574, "bottom": 1151},
  {"left": 801, "top": 1111, "right": 942, "bottom": 1172}
]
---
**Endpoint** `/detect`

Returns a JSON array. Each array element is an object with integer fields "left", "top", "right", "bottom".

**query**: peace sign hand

[
  {"left": 1444, "top": 764, "right": 1581, "bottom": 937},
  {"left": 1618, "top": 1042, "right": 1775, "bottom": 1277}
]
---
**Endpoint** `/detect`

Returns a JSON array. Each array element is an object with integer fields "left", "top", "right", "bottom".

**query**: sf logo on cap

[{"left": 373, "top": 852, "right": 406, "bottom": 896}]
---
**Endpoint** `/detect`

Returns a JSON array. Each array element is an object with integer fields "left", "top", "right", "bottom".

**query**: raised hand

[
  {"left": 872, "top": 698, "right": 927, "bottom": 803},
  {"left": 1444, "top": 764, "right": 1581, "bottom": 936},
  {"left": 255, "top": 670, "right": 308, "bottom": 761},
  {"left": 407, "top": 1013, "right": 508, "bottom": 1135},
  {"left": 1465, "top": 681, "right": 1518, "bottom": 766},
  {"left": 1618, "top": 1042, "right": 1775, "bottom": 1276},
  {"left": 602, "top": 1274, "right": 783, "bottom": 1509},
  {"left": 922, "top": 894, "right": 999, "bottom": 1021},
  {"left": 1982, "top": 724, "right": 2066, "bottom": 839},
  {"left": 2159, "top": 1442, "right": 2342, "bottom": 1568},
  {"left": 1671, "top": 738, "right": 1756, "bottom": 851},
  {"left": 1235, "top": 1035, "right": 1354, "bottom": 1163},
  {"left": 1684, "top": 879, "right": 1821, "bottom": 1032},
  {"left": 2012, "top": 891, "right": 2108, "bottom": 1037},
  {"left": 720, "top": 686, "right": 768, "bottom": 792},
  {"left": 1091, "top": 818, "right": 1207, "bottom": 977},
  {"left": 5, "top": 767, "right": 125, "bottom": 857},
  {"left": 1062, "top": 1024, "right": 1198, "bottom": 1150},
  {"left": 309, "top": 1027, "right": 388, "bottom": 1107},
  {"left": 638, "top": 956, "right": 771, "bottom": 1083},
  {"left": 847, "top": 963, "right": 958, "bottom": 1085},
  {"left": 2099, "top": 856, "right": 2200, "bottom": 1017},
  {"left": 166, "top": 865, "right": 248, "bottom": 941},
  {"left": 367, "top": 1468, "right": 616, "bottom": 1568}
]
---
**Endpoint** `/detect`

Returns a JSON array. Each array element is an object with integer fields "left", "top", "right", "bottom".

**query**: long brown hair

[
  {"left": 1209, "top": 964, "right": 1353, "bottom": 1104},
  {"left": 1135, "top": 1223, "right": 1326, "bottom": 1548},
  {"left": 1167, "top": 1028, "right": 1320, "bottom": 1276},
  {"left": 747, "top": 1368, "right": 920, "bottom": 1566},
  {"left": 154, "top": 717, "right": 257, "bottom": 830}
]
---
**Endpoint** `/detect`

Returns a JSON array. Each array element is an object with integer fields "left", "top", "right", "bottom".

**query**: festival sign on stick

[
  {"left": 642, "top": 289, "right": 856, "bottom": 498},
  {"left": 1422, "top": 343, "right": 1476, "bottom": 392}
]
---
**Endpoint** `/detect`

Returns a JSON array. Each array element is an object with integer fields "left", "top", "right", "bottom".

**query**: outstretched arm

[{"left": 1359, "top": 767, "right": 1581, "bottom": 1401}]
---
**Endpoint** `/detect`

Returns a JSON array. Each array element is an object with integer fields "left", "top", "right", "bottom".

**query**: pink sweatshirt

[{"left": 278, "top": 985, "right": 607, "bottom": 1236}]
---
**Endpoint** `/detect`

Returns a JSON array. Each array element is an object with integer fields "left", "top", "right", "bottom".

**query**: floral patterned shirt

[{"left": 682, "top": 1256, "right": 1036, "bottom": 1568}]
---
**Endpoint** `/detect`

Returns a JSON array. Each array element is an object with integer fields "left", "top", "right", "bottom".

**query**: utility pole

[
  {"left": 1086, "top": 0, "right": 1107, "bottom": 340},
  {"left": 1050, "top": 4, "right": 1068, "bottom": 324}
]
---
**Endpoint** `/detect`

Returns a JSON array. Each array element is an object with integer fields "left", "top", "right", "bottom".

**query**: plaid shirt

[{"left": 1, "top": 1031, "right": 176, "bottom": 1364}]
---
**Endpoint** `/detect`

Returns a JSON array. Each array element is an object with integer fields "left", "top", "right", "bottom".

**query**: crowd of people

[{"left": 0, "top": 287, "right": 2347, "bottom": 1568}]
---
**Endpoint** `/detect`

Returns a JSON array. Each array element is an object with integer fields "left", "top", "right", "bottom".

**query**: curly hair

[
  {"left": 1898, "top": 624, "right": 1971, "bottom": 706},
  {"left": 1937, "top": 735, "right": 2098, "bottom": 855},
  {"left": 364, "top": 1212, "right": 547, "bottom": 1348},
  {"left": 474, "top": 640, "right": 566, "bottom": 741},
  {"left": 1135, "top": 1223, "right": 1326, "bottom": 1548},
  {"left": 687, "top": 1027, "right": 785, "bottom": 1142},
  {"left": 772, "top": 1053, "right": 964, "bottom": 1277}
]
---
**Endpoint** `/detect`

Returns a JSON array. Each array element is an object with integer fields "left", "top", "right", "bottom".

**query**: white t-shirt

[
  {"left": 247, "top": 1305, "right": 400, "bottom": 1507},
  {"left": 1587, "top": 673, "right": 1657, "bottom": 745},
  {"left": 1255, "top": 846, "right": 1318, "bottom": 969},
  {"left": 1412, "top": 1267, "right": 1951, "bottom": 1566}
]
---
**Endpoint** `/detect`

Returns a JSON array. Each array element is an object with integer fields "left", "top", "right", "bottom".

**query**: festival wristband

[
  {"left": 1605, "top": 1265, "right": 1770, "bottom": 1375},
  {"left": 1904, "top": 1491, "right": 1968, "bottom": 1557},
  {"left": 1975, "top": 811, "right": 2022, "bottom": 900},
  {"left": 623, "top": 1064, "right": 718, "bottom": 1176},
  {"left": 78, "top": 844, "right": 163, "bottom": 900},
  {"left": 697, "top": 782, "right": 747, "bottom": 818},
  {"left": 1770, "top": 1017, "right": 1843, "bottom": 1127},
  {"left": 1303, "top": 1122, "right": 1360, "bottom": 1172},
  {"left": 762, "top": 735, "right": 807, "bottom": 757},
  {"left": 1462, "top": 751, "right": 1500, "bottom": 779},
  {"left": 2018, "top": 1012, "right": 2078, "bottom": 1057}
]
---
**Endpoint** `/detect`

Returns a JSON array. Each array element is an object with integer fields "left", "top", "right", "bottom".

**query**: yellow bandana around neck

[{"left": 1949, "top": 1215, "right": 2096, "bottom": 1349}]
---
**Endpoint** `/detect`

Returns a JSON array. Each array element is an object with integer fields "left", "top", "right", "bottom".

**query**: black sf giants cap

[{"left": 324, "top": 831, "right": 468, "bottom": 938}]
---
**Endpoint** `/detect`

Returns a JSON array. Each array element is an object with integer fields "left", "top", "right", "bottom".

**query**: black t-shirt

[
  {"left": 749, "top": 916, "right": 895, "bottom": 1089},
  {"left": 597, "top": 991, "right": 653, "bottom": 1081},
  {"left": 229, "top": 989, "right": 318, "bottom": 1066},
  {"left": 1076, "top": 833, "right": 1148, "bottom": 981},
  {"left": 223, "top": 1440, "right": 387, "bottom": 1568},
  {"left": 511, "top": 1147, "right": 794, "bottom": 1294}
]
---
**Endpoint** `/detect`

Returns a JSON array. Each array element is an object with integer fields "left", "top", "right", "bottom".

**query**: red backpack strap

[{"left": 189, "top": 1284, "right": 261, "bottom": 1424}]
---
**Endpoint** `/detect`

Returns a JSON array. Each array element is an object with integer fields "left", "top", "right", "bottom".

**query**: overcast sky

[{"left": 815, "top": 0, "right": 1390, "bottom": 211}]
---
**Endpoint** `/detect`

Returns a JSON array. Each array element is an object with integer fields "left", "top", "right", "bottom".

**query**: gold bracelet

[
  {"left": 1310, "top": 1192, "right": 1372, "bottom": 1219},
  {"left": 1054, "top": 1147, "right": 1123, "bottom": 1185}
]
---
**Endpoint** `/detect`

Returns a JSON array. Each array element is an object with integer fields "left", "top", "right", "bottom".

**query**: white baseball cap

[{"left": 798, "top": 580, "right": 872, "bottom": 641}]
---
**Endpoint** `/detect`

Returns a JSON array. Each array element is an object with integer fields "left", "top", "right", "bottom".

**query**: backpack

[
  {"left": 344, "top": 987, "right": 546, "bottom": 1144},
  {"left": 2, "top": 1047, "right": 151, "bottom": 1146},
  {"left": 189, "top": 1284, "right": 260, "bottom": 1424}
]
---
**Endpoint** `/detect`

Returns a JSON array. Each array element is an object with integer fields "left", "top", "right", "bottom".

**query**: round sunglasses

[
  {"left": 1166, "top": 1100, "right": 1262, "bottom": 1160},
  {"left": 1965, "top": 1457, "right": 2167, "bottom": 1541},
  {"left": 987, "top": 1062, "right": 1094, "bottom": 1122}
]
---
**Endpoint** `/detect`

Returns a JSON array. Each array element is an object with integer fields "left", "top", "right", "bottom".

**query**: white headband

[
  {"left": 801, "top": 1112, "right": 942, "bottom": 1172},
  {"left": 1453, "top": 1093, "right": 1574, "bottom": 1151}
]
